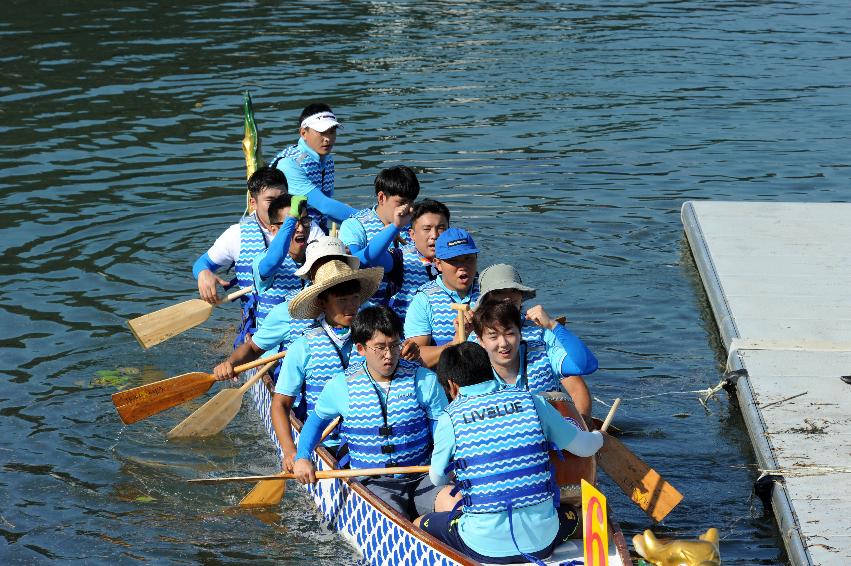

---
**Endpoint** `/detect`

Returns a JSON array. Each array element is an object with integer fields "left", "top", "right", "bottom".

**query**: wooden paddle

[
  {"left": 190, "top": 464, "right": 430, "bottom": 484},
  {"left": 238, "top": 416, "right": 342, "bottom": 507},
  {"left": 166, "top": 358, "right": 281, "bottom": 439},
  {"left": 595, "top": 399, "right": 683, "bottom": 522},
  {"left": 111, "top": 350, "right": 288, "bottom": 425},
  {"left": 127, "top": 286, "right": 253, "bottom": 350},
  {"left": 450, "top": 303, "right": 470, "bottom": 343}
]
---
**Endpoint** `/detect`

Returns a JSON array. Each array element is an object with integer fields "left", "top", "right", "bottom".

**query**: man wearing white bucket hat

[{"left": 269, "top": 103, "right": 357, "bottom": 233}]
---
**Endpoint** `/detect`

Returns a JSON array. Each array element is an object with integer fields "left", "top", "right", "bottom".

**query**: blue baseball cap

[{"left": 435, "top": 227, "right": 479, "bottom": 260}]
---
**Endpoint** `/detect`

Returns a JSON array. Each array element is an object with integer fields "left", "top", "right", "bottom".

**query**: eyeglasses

[
  {"left": 271, "top": 216, "right": 313, "bottom": 227},
  {"left": 365, "top": 342, "right": 402, "bottom": 357}
]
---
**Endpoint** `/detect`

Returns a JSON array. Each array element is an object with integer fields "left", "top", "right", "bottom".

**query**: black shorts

[{"left": 419, "top": 503, "right": 579, "bottom": 564}]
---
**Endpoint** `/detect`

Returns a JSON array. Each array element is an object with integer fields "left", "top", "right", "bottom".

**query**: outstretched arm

[{"left": 305, "top": 188, "right": 357, "bottom": 224}]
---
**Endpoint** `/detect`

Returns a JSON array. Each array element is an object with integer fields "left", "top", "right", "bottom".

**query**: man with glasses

[
  {"left": 403, "top": 227, "right": 481, "bottom": 367},
  {"left": 293, "top": 305, "right": 455, "bottom": 520}
]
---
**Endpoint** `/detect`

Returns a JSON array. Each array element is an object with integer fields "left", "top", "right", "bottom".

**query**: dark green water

[{"left": 3, "top": 1, "right": 850, "bottom": 563}]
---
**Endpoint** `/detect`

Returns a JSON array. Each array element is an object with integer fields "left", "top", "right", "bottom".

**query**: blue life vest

[
  {"left": 233, "top": 215, "right": 267, "bottom": 345},
  {"left": 340, "top": 359, "right": 431, "bottom": 469},
  {"left": 271, "top": 146, "right": 334, "bottom": 232},
  {"left": 255, "top": 255, "right": 305, "bottom": 325},
  {"left": 350, "top": 207, "right": 412, "bottom": 305},
  {"left": 301, "top": 325, "right": 351, "bottom": 417},
  {"left": 389, "top": 245, "right": 438, "bottom": 323},
  {"left": 445, "top": 388, "right": 557, "bottom": 514},
  {"left": 419, "top": 278, "right": 480, "bottom": 346},
  {"left": 521, "top": 318, "right": 546, "bottom": 342},
  {"left": 520, "top": 340, "right": 561, "bottom": 394}
]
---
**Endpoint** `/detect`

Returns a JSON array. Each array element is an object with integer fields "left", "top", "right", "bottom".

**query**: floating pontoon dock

[{"left": 682, "top": 201, "right": 851, "bottom": 566}]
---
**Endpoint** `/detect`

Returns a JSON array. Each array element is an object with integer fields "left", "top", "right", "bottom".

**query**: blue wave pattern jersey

[
  {"left": 519, "top": 340, "right": 561, "bottom": 394},
  {"left": 446, "top": 388, "right": 556, "bottom": 514},
  {"left": 252, "top": 287, "right": 315, "bottom": 355},
  {"left": 340, "top": 359, "right": 432, "bottom": 469},
  {"left": 403, "top": 276, "right": 480, "bottom": 345},
  {"left": 252, "top": 252, "right": 305, "bottom": 326},
  {"left": 430, "top": 380, "right": 579, "bottom": 559},
  {"left": 272, "top": 138, "right": 335, "bottom": 231},
  {"left": 340, "top": 207, "right": 412, "bottom": 304},
  {"left": 388, "top": 245, "right": 438, "bottom": 322},
  {"left": 234, "top": 215, "right": 267, "bottom": 342}
]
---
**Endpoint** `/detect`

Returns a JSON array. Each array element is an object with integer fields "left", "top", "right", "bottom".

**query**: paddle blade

[
  {"left": 596, "top": 434, "right": 683, "bottom": 522},
  {"left": 238, "top": 480, "right": 286, "bottom": 507},
  {"left": 167, "top": 388, "right": 245, "bottom": 439},
  {"left": 127, "top": 299, "right": 214, "bottom": 349},
  {"left": 112, "top": 372, "right": 217, "bottom": 425}
]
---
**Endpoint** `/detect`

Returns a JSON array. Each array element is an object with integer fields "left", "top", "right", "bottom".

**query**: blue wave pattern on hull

[{"left": 246, "top": 368, "right": 457, "bottom": 566}]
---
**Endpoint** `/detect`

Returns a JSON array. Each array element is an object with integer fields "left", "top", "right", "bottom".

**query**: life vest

[
  {"left": 520, "top": 340, "right": 561, "bottom": 394},
  {"left": 389, "top": 245, "right": 438, "bottom": 322},
  {"left": 233, "top": 216, "right": 267, "bottom": 345},
  {"left": 339, "top": 359, "right": 431, "bottom": 469},
  {"left": 271, "top": 147, "right": 334, "bottom": 232},
  {"left": 419, "top": 278, "right": 480, "bottom": 346},
  {"left": 445, "top": 388, "right": 557, "bottom": 514},
  {"left": 254, "top": 254, "right": 305, "bottom": 325},
  {"left": 300, "top": 325, "right": 351, "bottom": 418},
  {"left": 350, "top": 207, "right": 412, "bottom": 305},
  {"left": 521, "top": 318, "right": 546, "bottom": 342},
  {"left": 269, "top": 288, "right": 316, "bottom": 386}
]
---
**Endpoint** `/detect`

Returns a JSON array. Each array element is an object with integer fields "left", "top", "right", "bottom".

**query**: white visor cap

[{"left": 300, "top": 111, "right": 341, "bottom": 133}]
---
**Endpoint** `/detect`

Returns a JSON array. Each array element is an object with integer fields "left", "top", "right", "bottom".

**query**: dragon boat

[{"left": 246, "top": 371, "right": 633, "bottom": 565}]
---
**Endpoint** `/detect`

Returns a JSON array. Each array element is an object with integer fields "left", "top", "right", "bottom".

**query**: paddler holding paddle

[
  {"left": 293, "top": 306, "right": 453, "bottom": 520},
  {"left": 191, "top": 166, "right": 321, "bottom": 342},
  {"left": 339, "top": 166, "right": 420, "bottom": 304},
  {"left": 356, "top": 198, "right": 450, "bottom": 322},
  {"left": 403, "top": 227, "right": 480, "bottom": 367},
  {"left": 415, "top": 342, "right": 604, "bottom": 565},
  {"left": 472, "top": 298, "right": 597, "bottom": 424},
  {"left": 268, "top": 103, "right": 356, "bottom": 234}
]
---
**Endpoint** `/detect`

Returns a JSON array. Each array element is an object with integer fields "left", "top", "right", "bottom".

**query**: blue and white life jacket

[
  {"left": 419, "top": 278, "right": 480, "bottom": 346},
  {"left": 519, "top": 340, "right": 561, "bottom": 394},
  {"left": 300, "top": 325, "right": 351, "bottom": 418},
  {"left": 255, "top": 255, "right": 305, "bottom": 325},
  {"left": 269, "top": 288, "right": 315, "bottom": 386},
  {"left": 271, "top": 147, "right": 334, "bottom": 232},
  {"left": 350, "top": 207, "right": 412, "bottom": 305},
  {"left": 233, "top": 216, "right": 267, "bottom": 345},
  {"left": 445, "top": 388, "right": 557, "bottom": 514},
  {"left": 389, "top": 245, "right": 438, "bottom": 322},
  {"left": 340, "top": 359, "right": 431, "bottom": 469}
]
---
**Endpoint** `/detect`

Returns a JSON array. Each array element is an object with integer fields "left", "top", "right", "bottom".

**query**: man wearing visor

[{"left": 270, "top": 103, "right": 356, "bottom": 233}]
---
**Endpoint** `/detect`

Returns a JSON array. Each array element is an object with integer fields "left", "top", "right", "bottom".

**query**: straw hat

[
  {"left": 475, "top": 263, "right": 536, "bottom": 308},
  {"left": 288, "top": 260, "right": 384, "bottom": 320},
  {"left": 294, "top": 236, "right": 359, "bottom": 278}
]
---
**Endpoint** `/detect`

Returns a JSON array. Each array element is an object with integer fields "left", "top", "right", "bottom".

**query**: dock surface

[{"left": 682, "top": 201, "right": 851, "bottom": 566}]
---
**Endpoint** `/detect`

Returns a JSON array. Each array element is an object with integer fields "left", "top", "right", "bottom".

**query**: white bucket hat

[
  {"left": 476, "top": 263, "right": 537, "bottom": 308},
  {"left": 288, "top": 260, "right": 384, "bottom": 320},
  {"left": 294, "top": 236, "right": 359, "bottom": 278}
]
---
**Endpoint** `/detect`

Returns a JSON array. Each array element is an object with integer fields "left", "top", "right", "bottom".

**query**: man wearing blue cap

[{"left": 403, "top": 227, "right": 480, "bottom": 367}]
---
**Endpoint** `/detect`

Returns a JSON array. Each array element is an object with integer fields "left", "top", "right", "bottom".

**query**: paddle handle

[
  {"left": 232, "top": 349, "right": 287, "bottom": 375},
  {"left": 320, "top": 416, "right": 342, "bottom": 442},
  {"left": 224, "top": 286, "right": 253, "bottom": 303},
  {"left": 600, "top": 398, "right": 621, "bottom": 432},
  {"left": 189, "top": 465, "right": 430, "bottom": 484},
  {"left": 451, "top": 303, "right": 470, "bottom": 343},
  {"left": 238, "top": 359, "right": 279, "bottom": 394}
]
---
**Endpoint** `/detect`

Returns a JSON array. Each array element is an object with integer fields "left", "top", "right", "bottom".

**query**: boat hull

[{"left": 248, "top": 372, "right": 632, "bottom": 565}]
